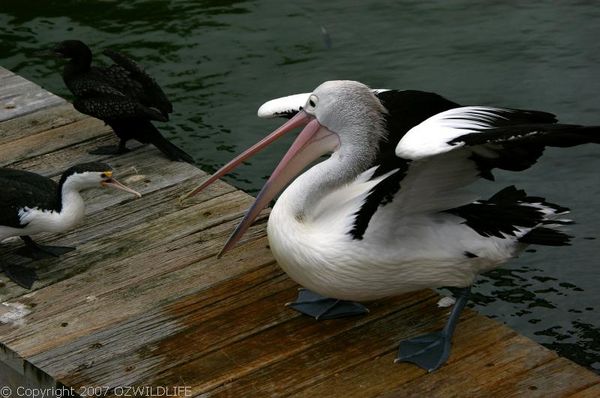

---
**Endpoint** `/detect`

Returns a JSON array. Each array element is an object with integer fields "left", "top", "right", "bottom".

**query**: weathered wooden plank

[
  {"left": 30, "top": 264, "right": 284, "bottom": 378},
  {"left": 0, "top": 102, "right": 86, "bottom": 144},
  {"left": 0, "top": 66, "right": 13, "bottom": 79},
  {"left": 53, "top": 268, "right": 297, "bottom": 387},
  {"left": 483, "top": 357, "right": 600, "bottom": 398},
  {"left": 1, "top": 217, "right": 270, "bottom": 354},
  {"left": 0, "top": 116, "right": 111, "bottom": 166},
  {"left": 5, "top": 134, "right": 129, "bottom": 176},
  {"left": 0, "top": 116, "right": 187, "bottom": 190},
  {"left": 3, "top": 192, "right": 272, "bottom": 392},
  {"left": 0, "top": 358, "right": 28, "bottom": 389},
  {"left": 376, "top": 335, "right": 558, "bottom": 397},
  {"left": 0, "top": 343, "right": 58, "bottom": 396},
  {"left": 0, "top": 69, "right": 65, "bottom": 122},
  {"left": 79, "top": 291, "right": 435, "bottom": 390},
  {"left": 570, "top": 383, "right": 600, "bottom": 397},
  {"left": 145, "top": 291, "right": 443, "bottom": 396},
  {"left": 290, "top": 314, "right": 517, "bottom": 398},
  {"left": 0, "top": 232, "right": 273, "bottom": 390}
]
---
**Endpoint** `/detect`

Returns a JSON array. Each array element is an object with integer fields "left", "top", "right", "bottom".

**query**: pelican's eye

[{"left": 308, "top": 95, "right": 318, "bottom": 108}]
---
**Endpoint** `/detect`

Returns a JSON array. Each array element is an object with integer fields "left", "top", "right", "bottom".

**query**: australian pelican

[{"left": 183, "top": 80, "right": 599, "bottom": 371}]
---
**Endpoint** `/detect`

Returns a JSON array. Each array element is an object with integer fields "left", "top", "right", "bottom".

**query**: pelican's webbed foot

[
  {"left": 395, "top": 287, "right": 471, "bottom": 372},
  {"left": 286, "top": 288, "right": 369, "bottom": 320}
]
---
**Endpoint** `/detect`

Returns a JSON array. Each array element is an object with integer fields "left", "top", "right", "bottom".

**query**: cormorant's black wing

[
  {"left": 66, "top": 69, "right": 168, "bottom": 122},
  {"left": 0, "top": 169, "right": 58, "bottom": 228},
  {"left": 102, "top": 49, "right": 173, "bottom": 117},
  {"left": 66, "top": 72, "right": 126, "bottom": 98},
  {"left": 73, "top": 95, "right": 167, "bottom": 122}
]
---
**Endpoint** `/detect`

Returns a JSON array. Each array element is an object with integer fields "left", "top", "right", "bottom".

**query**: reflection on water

[
  {"left": 470, "top": 265, "right": 600, "bottom": 371},
  {"left": 2, "top": 0, "right": 599, "bottom": 373}
]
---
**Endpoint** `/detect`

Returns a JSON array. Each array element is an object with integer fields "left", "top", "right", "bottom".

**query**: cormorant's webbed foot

[
  {"left": 2, "top": 264, "right": 38, "bottom": 289},
  {"left": 396, "top": 287, "right": 471, "bottom": 372},
  {"left": 17, "top": 236, "right": 75, "bottom": 260},
  {"left": 88, "top": 145, "right": 130, "bottom": 155},
  {"left": 286, "top": 288, "right": 369, "bottom": 320}
]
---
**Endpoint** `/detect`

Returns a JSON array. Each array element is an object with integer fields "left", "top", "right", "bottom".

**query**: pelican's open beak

[
  {"left": 182, "top": 110, "right": 340, "bottom": 257},
  {"left": 101, "top": 171, "right": 142, "bottom": 198}
]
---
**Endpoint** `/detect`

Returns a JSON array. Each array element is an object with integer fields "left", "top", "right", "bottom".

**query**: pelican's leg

[
  {"left": 2, "top": 263, "right": 37, "bottom": 289},
  {"left": 395, "top": 286, "right": 471, "bottom": 372},
  {"left": 15, "top": 236, "right": 75, "bottom": 260},
  {"left": 286, "top": 288, "right": 369, "bottom": 320}
]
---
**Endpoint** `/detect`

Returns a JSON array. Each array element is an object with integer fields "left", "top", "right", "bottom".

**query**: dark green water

[{"left": 2, "top": 0, "right": 599, "bottom": 372}]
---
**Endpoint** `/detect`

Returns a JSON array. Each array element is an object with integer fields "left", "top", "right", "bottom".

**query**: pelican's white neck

[{"left": 281, "top": 143, "right": 376, "bottom": 221}]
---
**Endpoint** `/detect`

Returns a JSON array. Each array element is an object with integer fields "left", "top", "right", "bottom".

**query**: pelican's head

[
  {"left": 305, "top": 81, "right": 386, "bottom": 140},
  {"left": 182, "top": 80, "right": 385, "bottom": 256}
]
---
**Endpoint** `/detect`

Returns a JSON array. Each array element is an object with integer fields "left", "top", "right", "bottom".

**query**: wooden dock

[{"left": 1, "top": 65, "right": 599, "bottom": 397}]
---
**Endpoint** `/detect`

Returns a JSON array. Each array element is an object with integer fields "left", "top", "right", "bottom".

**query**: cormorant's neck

[
  {"left": 56, "top": 178, "right": 84, "bottom": 213},
  {"left": 63, "top": 51, "right": 92, "bottom": 78},
  {"left": 56, "top": 182, "right": 86, "bottom": 227}
]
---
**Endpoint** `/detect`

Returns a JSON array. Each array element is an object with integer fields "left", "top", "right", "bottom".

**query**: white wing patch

[
  {"left": 18, "top": 207, "right": 37, "bottom": 225},
  {"left": 395, "top": 106, "right": 512, "bottom": 160}
]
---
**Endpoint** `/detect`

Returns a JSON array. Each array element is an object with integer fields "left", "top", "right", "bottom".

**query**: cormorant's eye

[
  {"left": 308, "top": 94, "right": 318, "bottom": 108},
  {"left": 100, "top": 173, "right": 107, "bottom": 178}
]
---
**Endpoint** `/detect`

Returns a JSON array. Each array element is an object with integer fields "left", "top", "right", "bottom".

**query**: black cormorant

[
  {"left": 52, "top": 40, "right": 194, "bottom": 163},
  {"left": 1, "top": 162, "right": 141, "bottom": 288}
]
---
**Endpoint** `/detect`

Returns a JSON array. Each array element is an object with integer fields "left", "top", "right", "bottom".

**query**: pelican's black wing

[
  {"left": 371, "top": 90, "right": 461, "bottom": 175},
  {"left": 349, "top": 90, "right": 461, "bottom": 239},
  {"left": 350, "top": 95, "right": 598, "bottom": 240}
]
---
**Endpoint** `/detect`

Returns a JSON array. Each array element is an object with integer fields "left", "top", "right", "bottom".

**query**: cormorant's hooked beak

[
  {"left": 181, "top": 110, "right": 340, "bottom": 257},
  {"left": 100, "top": 171, "right": 142, "bottom": 198},
  {"left": 33, "top": 49, "right": 65, "bottom": 58}
]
